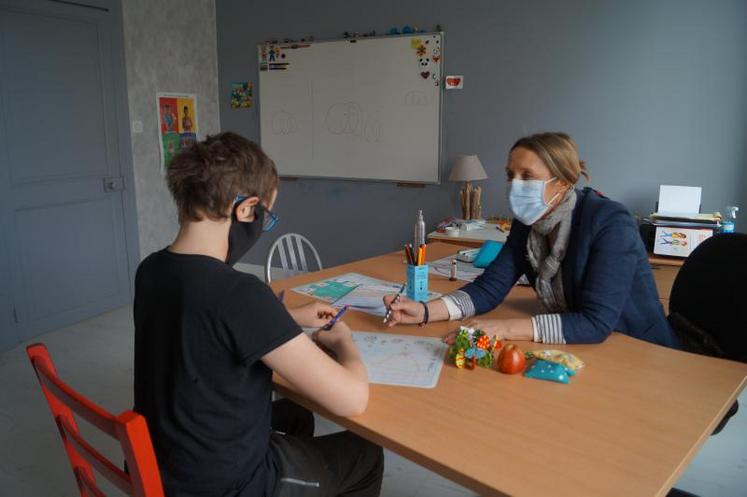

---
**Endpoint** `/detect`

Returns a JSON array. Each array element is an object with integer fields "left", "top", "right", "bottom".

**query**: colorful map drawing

[{"left": 292, "top": 272, "right": 440, "bottom": 309}]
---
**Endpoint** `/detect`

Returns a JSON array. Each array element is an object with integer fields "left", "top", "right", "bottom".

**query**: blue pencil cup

[{"left": 406, "top": 264, "right": 429, "bottom": 302}]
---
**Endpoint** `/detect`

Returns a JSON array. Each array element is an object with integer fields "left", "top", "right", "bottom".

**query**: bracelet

[{"left": 419, "top": 302, "right": 429, "bottom": 326}]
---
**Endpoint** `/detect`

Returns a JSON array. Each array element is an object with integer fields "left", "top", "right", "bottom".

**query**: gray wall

[
  {"left": 123, "top": 0, "right": 221, "bottom": 259},
  {"left": 217, "top": 0, "right": 747, "bottom": 266}
]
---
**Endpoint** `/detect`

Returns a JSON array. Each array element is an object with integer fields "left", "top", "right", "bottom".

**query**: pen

[
  {"left": 322, "top": 305, "right": 350, "bottom": 331},
  {"left": 278, "top": 290, "right": 285, "bottom": 303},
  {"left": 404, "top": 244, "right": 414, "bottom": 265},
  {"left": 383, "top": 284, "right": 406, "bottom": 324}
]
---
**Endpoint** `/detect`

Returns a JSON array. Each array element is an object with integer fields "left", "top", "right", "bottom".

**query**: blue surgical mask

[{"left": 508, "top": 177, "right": 559, "bottom": 225}]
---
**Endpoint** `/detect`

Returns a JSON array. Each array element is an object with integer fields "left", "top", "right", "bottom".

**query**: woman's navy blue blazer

[{"left": 461, "top": 187, "right": 679, "bottom": 347}]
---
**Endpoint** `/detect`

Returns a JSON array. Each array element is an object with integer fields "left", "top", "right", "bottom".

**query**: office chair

[
  {"left": 665, "top": 234, "right": 747, "bottom": 497},
  {"left": 265, "top": 233, "right": 323, "bottom": 283},
  {"left": 27, "top": 343, "right": 164, "bottom": 497}
]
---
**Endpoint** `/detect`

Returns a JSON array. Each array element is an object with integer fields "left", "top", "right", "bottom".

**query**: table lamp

[{"left": 448, "top": 154, "right": 488, "bottom": 220}]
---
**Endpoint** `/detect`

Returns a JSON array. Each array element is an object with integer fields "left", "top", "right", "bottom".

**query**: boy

[{"left": 134, "top": 132, "right": 383, "bottom": 496}]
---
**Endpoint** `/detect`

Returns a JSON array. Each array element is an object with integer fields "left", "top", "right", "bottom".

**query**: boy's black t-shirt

[{"left": 134, "top": 249, "right": 301, "bottom": 497}]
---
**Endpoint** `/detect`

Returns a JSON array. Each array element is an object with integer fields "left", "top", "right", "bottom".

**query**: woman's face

[{"left": 506, "top": 147, "right": 569, "bottom": 206}]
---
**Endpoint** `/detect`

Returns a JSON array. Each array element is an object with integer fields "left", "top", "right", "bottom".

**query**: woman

[{"left": 386, "top": 132, "right": 679, "bottom": 347}]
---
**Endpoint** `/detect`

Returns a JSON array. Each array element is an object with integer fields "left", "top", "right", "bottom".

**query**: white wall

[{"left": 122, "top": 0, "right": 221, "bottom": 259}]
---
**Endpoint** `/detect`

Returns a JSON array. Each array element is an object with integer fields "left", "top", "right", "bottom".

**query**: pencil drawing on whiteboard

[
  {"left": 272, "top": 110, "right": 297, "bottom": 135},
  {"left": 258, "top": 33, "right": 442, "bottom": 182},
  {"left": 325, "top": 102, "right": 362, "bottom": 135},
  {"left": 363, "top": 117, "right": 381, "bottom": 143},
  {"left": 325, "top": 102, "right": 381, "bottom": 143},
  {"left": 404, "top": 90, "right": 429, "bottom": 107}
]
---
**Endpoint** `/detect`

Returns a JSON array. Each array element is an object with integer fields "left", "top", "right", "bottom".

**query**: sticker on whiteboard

[
  {"left": 445, "top": 75, "right": 463, "bottom": 90},
  {"left": 410, "top": 38, "right": 422, "bottom": 50}
]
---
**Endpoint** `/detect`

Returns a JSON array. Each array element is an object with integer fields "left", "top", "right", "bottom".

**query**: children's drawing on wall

[
  {"left": 230, "top": 82, "right": 253, "bottom": 109},
  {"left": 157, "top": 93, "right": 198, "bottom": 170}
]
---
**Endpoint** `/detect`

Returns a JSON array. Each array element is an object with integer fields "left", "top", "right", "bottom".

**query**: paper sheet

[
  {"left": 658, "top": 185, "right": 701, "bottom": 216},
  {"left": 428, "top": 255, "right": 485, "bottom": 282},
  {"left": 293, "top": 272, "right": 441, "bottom": 315},
  {"left": 302, "top": 328, "right": 448, "bottom": 388}
]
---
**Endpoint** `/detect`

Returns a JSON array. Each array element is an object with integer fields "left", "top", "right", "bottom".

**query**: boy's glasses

[{"left": 234, "top": 195, "right": 279, "bottom": 232}]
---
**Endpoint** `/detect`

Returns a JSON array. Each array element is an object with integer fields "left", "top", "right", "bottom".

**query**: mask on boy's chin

[{"left": 226, "top": 204, "right": 265, "bottom": 266}]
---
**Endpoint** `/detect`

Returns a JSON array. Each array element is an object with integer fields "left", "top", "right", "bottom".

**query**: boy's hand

[
  {"left": 288, "top": 301, "right": 337, "bottom": 328},
  {"left": 313, "top": 320, "right": 353, "bottom": 355}
]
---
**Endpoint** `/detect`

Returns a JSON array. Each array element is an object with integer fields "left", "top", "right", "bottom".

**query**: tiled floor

[{"left": 1, "top": 304, "right": 745, "bottom": 496}]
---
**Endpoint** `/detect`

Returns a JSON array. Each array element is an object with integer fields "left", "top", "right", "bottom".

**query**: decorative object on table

[
  {"left": 444, "top": 75, "right": 463, "bottom": 90},
  {"left": 449, "top": 326, "right": 502, "bottom": 370},
  {"left": 525, "top": 350, "right": 584, "bottom": 372},
  {"left": 448, "top": 155, "right": 488, "bottom": 220},
  {"left": 230, "top": 81, "right": 253, "bottom": 109},
  {"left": 523, "top": 359, "right": 575, "bottom": 384},
  {"left": 436, "top": 216, "right": 459, "bottom": 232},
  {"left": 472, "top": 240, "right": 504, "bottom": 268},
  {"left": 487, "top": 216, "right": 513, "bottom": 232},
  {"left": 496, "top": 344, "right": 526, "bottom": 374},
  {"left": 157, "top": 93, "right": 198, "bottom": 170}
]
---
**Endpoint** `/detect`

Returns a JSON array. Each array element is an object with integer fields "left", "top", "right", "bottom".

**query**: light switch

[{"left": 132, "top": 120, "right": 144, "bottom": 133}]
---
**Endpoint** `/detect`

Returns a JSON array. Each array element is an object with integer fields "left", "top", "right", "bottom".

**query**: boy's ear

[{"left": 234, "top": 196, "right": 260, "bottom": 222}]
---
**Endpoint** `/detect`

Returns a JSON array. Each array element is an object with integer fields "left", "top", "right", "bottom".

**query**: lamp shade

[{"left": 448, "top": 155, "right": 488, "bottom": 182}]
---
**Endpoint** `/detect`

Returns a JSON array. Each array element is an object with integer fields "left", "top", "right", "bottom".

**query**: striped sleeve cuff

[
  {"left": 531, "top": 314, "right": 566, "bottom": 344},
  {"left": 440, "top": 290, "right": 476, "bottom": 321}
]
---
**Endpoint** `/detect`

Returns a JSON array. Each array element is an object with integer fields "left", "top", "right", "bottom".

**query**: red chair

[{"left": 26, "top": 343, "right": 164, "bottom": 497}]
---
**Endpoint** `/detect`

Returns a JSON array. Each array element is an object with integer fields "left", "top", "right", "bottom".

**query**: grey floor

[{"left": 2, "top": 303, "right": 745, "bottom": 496}]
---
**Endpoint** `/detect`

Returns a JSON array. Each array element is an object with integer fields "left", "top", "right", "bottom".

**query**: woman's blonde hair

[{"left": 510, "top": 132, "right": 590, "bottom": 184}]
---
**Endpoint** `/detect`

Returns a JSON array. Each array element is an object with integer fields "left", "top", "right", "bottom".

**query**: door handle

[{"left": 103, "top": 177, "right": 125, "bottom": 192}]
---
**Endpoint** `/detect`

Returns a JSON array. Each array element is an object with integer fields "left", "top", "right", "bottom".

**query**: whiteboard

[{"left": 258, "top": 33, "right": 443, "bottom": 183}]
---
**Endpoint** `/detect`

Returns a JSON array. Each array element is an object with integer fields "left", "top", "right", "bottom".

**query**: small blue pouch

[
  {"left": 523, "top": 359, "right": 574, "bottom": 384},
  {"left": 473, "top": 241, "right": 504, "bottom": 268}
]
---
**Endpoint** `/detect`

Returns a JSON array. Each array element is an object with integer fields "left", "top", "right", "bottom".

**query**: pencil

[
  {"left": 322, "top": 305, "right": 350, "bottom": 331},
  {"left": 383, "top": 284, "right": 406, "bottom": 324}
]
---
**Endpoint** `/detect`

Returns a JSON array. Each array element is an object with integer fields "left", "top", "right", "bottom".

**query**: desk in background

[
  {"left": 271, "top": 242, "right": 747, "bottom": 497},
  {"left": 428, "top": 225, "right": 507, "bottom": 248}
]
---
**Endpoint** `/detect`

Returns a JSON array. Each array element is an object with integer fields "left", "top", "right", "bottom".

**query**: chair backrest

[
  {"left": 265, "top": 233, "right": 323, "bottom": 283},
  {"left": 669, "top": 233, "right": 747, "bottom": 364},
  {"left": 26, "top": 343, "right": 164, "bottom": 497}
]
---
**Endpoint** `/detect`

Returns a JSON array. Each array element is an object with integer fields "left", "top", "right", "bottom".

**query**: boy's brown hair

[{"left": 167, "top": 132, "right": 278, "bottom": 222}]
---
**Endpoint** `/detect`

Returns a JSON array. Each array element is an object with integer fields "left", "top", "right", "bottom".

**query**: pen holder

[{"left": 406, "top": 264, "right": 429, "bottom": 302}]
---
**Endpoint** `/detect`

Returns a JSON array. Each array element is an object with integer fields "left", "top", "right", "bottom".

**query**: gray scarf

[{"left": 526, "top": 188, "right": 577, "bottom": 313}]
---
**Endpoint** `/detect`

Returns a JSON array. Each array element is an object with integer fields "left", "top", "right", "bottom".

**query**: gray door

[{"left": 0, "top": 0, "right": 139, "bottom": 350}]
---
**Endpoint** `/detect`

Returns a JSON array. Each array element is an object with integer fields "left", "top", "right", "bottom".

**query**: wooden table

[{"left": 270, "top": 242, "right": 747, "bottom": 497}]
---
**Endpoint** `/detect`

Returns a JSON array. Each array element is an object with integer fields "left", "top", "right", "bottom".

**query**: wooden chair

[
  {"left": 26, "top": 343, "right": 164, "bottom": 497},
  {"left": 265, "top": 233, "right": 322, "bottom": 283}
]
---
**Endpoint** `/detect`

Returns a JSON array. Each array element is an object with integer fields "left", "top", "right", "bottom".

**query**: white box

[{"left": 654, "top": 227, "right": 713, "bottom": 257}]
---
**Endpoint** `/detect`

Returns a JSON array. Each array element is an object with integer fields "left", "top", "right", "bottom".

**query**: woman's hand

[
  {"left": 442, "top": 318, "right": 534, "bottom": 343},
  {"left": 287, "top": 301, "right": 338, "bottom": 328},
  {"left": 382, "top": 295, "right": 425, "bottom": 327}
]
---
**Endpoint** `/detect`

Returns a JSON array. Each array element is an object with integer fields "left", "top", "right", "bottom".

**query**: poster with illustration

[
  {"left": 157, "top": 93, "right": 198, "bottom": 170},
  {"left": 230, "top": 82, "right": 253, "bottom": 109}
]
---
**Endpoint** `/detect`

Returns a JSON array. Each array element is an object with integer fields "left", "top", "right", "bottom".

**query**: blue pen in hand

[{"left": 322, "top": 305, "right": 350, "bottom": 331}]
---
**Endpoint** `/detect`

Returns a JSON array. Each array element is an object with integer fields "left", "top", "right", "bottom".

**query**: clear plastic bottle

[
  {"left": 721, "top": 206, "right": 739, "bottom": 233},
  {"left": 414, "top": 210, "right": 425, "bottom": 248}
]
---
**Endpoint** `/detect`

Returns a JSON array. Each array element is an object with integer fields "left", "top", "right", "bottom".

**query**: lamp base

[{"left": 459, "top": 182, "right": 482, "bottom": 220}]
